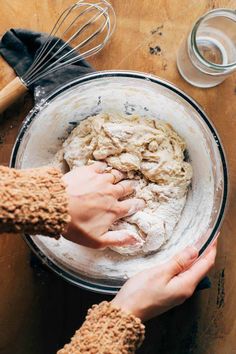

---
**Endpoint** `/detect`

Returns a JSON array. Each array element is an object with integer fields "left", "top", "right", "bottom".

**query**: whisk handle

[{"left": 0, "top": 77, "right": 28, "bottom": 114}]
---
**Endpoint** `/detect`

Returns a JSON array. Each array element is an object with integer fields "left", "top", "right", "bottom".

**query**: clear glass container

[
  {"left": 10, "top": 71, "right": 228, "bottom": 294},
  {"left": 177, "top": 8, "right": 236, "bottom": 88}
]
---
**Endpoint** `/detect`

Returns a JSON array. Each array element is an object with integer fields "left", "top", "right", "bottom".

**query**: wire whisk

[{"left": 0, "top": 0, "right": 116, "bottom": 113}]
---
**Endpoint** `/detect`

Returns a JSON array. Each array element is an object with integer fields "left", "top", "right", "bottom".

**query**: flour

[
  {"left": 56, "top": 113, "right": 192, "bottom": 256},
  {"left": 15, "top": 74, "right": 220, "bottom": 289}
]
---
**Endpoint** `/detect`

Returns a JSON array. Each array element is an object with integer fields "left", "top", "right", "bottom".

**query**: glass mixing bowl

[{"left": 10, "top": 71, "right": 228, "bottom": 294}]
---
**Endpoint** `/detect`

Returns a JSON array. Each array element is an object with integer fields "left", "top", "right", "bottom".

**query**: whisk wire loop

[{"left": 22, "top": 0, "right": 115, "bottom": 86}]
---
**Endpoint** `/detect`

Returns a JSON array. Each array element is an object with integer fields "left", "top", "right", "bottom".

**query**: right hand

[
  {"left": 112, "top": 241, "right": 217, "bottom": 321},
  {"left": 62, "top": 162, "right": 145, "bottom": 248}
]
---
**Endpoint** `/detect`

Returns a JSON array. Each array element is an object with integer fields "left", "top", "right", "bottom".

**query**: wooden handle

[{"left": 0, "top": 77, "right": 28, "bottom": 114}]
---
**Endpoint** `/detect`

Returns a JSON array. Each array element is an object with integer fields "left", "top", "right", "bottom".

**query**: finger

[
  {"left": 170, "top": 244, "right": 217, "bottom": 289},
  {"left": 165, "top": 246, "right": 199, "bottom": 281},
  {"left": 89, "top": 161, "right": 108, "bottom": 173},
  {"left": 117, "top": 198, "right": 146, "bottom": 218},
  {"left": 112, "top": 180, "right": 135, "bottom": 199},
  {"left": 103, "top": 169, "right": 126, "bottom": 184},
  {"left": 100, "top": 230, "right": 143, "bottom": 247},
  {"left": 210, "top": 237, "right": 218, "bottom": 248},
  {"left": 195, "top": 239, "right": 218, "bottom": 261}
]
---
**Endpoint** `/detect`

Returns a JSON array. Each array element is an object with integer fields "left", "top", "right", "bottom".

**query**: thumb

[{"left": 166, "top": 246, "right": 199, "bottom": 280}]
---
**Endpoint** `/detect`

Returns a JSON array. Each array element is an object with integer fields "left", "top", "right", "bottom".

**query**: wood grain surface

[{"left": 0, "top": 1, "right": 236, "bottom": 353}]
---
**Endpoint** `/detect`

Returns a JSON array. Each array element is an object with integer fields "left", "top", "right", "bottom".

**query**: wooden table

[{"left": 0, "top": 1, "right": 236, "bottom": 353}]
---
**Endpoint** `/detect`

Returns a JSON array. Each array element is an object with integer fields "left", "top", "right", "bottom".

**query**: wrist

[{"left": 111, "top": 297, "right": 142, "bottom": 321}]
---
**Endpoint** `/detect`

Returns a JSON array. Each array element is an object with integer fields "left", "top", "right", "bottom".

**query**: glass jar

[{"left": 177, "top": 8, "right": 236, "bottom": 88}]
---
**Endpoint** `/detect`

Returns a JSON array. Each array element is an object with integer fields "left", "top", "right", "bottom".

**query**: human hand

[
  {"left": 62, "top": 162, "right": 145, "bottom": 248},
  {"left": 112, "top": 241, "right": 217, "bottom": 321}
]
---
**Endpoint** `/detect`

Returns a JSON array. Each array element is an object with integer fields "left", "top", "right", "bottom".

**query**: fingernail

[
  {"left": 129, "top": 235, "right": 144, "bottom": 245},
  {"left": 185, "top": 246, "right": 199, "bottom": 260},
  {"left": 132, "top": 199, "right": 145, "bottom": 213},
  {"left": 136, "top": 199, "right": 146, "bottom": 209},
  {"left": 127, "top": 199, "right": 146, "bottom": 216},
  {"left": 215, "top": 232, "right": 220, "bottom": 241}
]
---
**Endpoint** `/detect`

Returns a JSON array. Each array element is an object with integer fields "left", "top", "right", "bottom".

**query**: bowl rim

[{"left": 10, "top": 70, "right": 229, "bottom": 294}]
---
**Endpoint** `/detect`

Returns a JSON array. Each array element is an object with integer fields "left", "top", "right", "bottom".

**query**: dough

[{"left": 56, "top": 113, "right": 192, "bottom": 256}]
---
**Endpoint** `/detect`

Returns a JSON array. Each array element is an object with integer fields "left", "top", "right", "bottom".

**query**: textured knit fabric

[
  {"left": 57, "top": 301, "right": 145, "bottom": 354},
  {"left": 0, "top": 166, "right": 70, "bottom": 236},
  {"left": 0, "top": 166, "right": 145, "bottom": 353}
]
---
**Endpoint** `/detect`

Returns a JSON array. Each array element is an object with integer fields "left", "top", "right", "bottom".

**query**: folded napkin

[
  {"left": 0, "top": 28, "right": 94, "bottom": 102},
  {"left": 0, "top": 28, "right": 210, "bottom": 291}
]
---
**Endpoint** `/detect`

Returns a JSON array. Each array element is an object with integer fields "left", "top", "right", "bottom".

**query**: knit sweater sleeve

[
  {"left": 57, "top": 301, "right": 145, "bottom": 354},
  {"left": 0, "top": 166, "right": 70, "bottom": 236},
  {"left": 0, "top": 168, "right": 145, "bottom": 352}
]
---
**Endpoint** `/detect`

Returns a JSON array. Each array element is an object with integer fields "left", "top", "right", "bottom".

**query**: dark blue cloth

[{"left": 0, "top": 28, "right": 94, "bottom": 102}]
